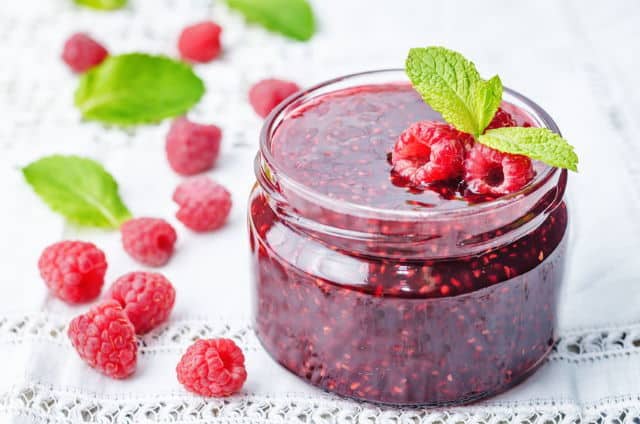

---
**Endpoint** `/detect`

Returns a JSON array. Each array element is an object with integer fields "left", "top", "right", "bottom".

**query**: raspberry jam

[{"left": 248, "top": 70, "right": 569, "bottom": 405}]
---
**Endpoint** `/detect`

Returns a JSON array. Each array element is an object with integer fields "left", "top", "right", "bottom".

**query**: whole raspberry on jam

[
  {"left": 486, "top": 107, "right": 517, "bottom": 130},
  {"left": 172, "top": 177, "right": 232, "bottom": 232},
  {"left": 121, "top": 217, "right": 177, "bottom": 267},
  {"left": 68, "top": 300, "right": 137, "bottom": 379},
  {"left": 108, "top": 271, "right": 176, "bottom": 334},
  {"left": 176, "top": 338, "right": 247, "bottom": 397},
  {"left": 249, "top": 79, "right": 300, "bottom": 118},
  {"left": 38, "top": 241, "right": 107, "bottom": 303},
  {"left": 165, "top": 117, "right": 222, "bottom": 176},
  {"left": 61, "top": 33, "right": 108, "bottom": 73},
  {"left": 178, "top": 21, "right": 222, "bottom": 63},
  {"left": 464, "top": 143, "right": 535, "bottom": 195},
  {"left": 391, "top": 121, "right": 473, "bottom": 187}
]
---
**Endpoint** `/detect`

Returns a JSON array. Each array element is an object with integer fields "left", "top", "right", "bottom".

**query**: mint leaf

[
  {"left": 479, "top": 127, "right": 578, "bottom": 171},
  {"left": 75, "top": 53, "right": 204, "bottom": 126},
  {"left": 405, "top": 46, "right": 502, "bottom": 137},
  {"left": 22, "top": 155, "right": 132, "bottom": 228},
  {"left": 74, "top": 0, "right": 126, "bottom": 10},
  {"left": 225, "top": 0, "right": 316, "bottom": 41}
]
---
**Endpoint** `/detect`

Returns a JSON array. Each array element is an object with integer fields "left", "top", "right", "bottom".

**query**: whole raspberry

[
  {"left": 178, "top": 21, "right": 222, "bottom": 63},
  {"left": 486, "top": 107, "right": 517, "bottom": 130},
  {"left": 68, "top": 300, "right": 137, "bottom": 379},
  {"left": 108, "top": 271, "right": 176, "bottom": 334},
  {"left": 61, "top": 33, "right": 108, "bottom": 73},
  {"left": 165, "top": 117, "right": 222, "bottom": 176},
  {"left": 121, "top": 217, "right": 177, "bottom": 267},
  {"left": 464, "top": 143, "right": 535, "bottom": 195},
  {"left": 176, "top": 338, "right": 247, "bottom": 397},
  {"left": 173, "top": 177, "right": 232, "bottom": 232},
  {"left": 249, "top": 79, "right": 300, "bottom": 118},
  {"left": 38, "top": 241, "right": 107, "bottom": 303},
  {"left": 391, "top": 121, "right": 473, "bottom": 187}
]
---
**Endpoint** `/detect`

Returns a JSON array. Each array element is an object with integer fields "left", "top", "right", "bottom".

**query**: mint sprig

[
  {"left": 405, "top": 46, "right": 578, "bottom": 171},
  {"left": 225, "top": 0, "right": 316, "bottom": 41},
  {"left": 75, "top": 53, "right": 204, "bottom": 126},
  {"left": 74, "top": 0, "right": 126, "bottom": 10},
  {"left": 22, "top": 155, "right": 132, "bottom": 229}
]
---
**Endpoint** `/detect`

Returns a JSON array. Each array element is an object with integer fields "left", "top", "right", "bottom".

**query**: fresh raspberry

[
  {"left": 68, "top": 300, "right": 137, "bottom": 379},
  {"left": 61, "top": 33, "right": 108, "bottom": 73},
  {"left": 249, "top": 79, "right": 300, "bottom": 118},
  {"left": 178, "top": 21, "right": 222, "bottom": 63},
  {"left": 121, "top": 218, "right": 177, "bottom": 267},
  {"left": 172, "top": 177, "right": 232, "bottom": 232},
  {"left": 486, "top": 107, "right": 517, "bottom": 130},
  {"left": 165, "top": 117, "right": 222, "bottom": 176},
  {"left": 38, "top": 241, "right": 107, "bottom": 304},
  {"left": 391, "top": 121, "right": 473, "bottom": 187},
  {"left": 176, "top": 338, "right": 247, "bottom": 397},
  {"left": 464, "top": 143, "right": 535, "bottom": 195},
  {"left": 108, "top": 271, "right": 176, "bottom": 334}
]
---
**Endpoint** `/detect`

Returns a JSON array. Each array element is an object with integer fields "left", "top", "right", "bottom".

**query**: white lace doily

[{"left": 1, "top": 0, "right": 640, "bottom": 423}]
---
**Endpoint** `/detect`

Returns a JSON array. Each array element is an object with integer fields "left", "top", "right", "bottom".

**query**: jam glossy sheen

[{"left": 249, "top": 83, "right": 568, "bottom": 405}]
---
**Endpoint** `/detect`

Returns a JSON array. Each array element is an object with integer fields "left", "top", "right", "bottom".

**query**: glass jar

[{"left": 248, "top": 70, "right": 568, "bottom": 406}]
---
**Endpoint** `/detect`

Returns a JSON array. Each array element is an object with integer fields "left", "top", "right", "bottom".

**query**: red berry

[
  {"left": 249, "top": 79, "right": 300, "bottom": 118},
  {"left": 61, "top": 33, "right": 108, "bottom": 73},
  {"left": 38, "top": 241, "right": 107, "bottom": 303},
  {"left": 165, "top": 117, "right": 222, "bottom": 176},
  {"left": 486, "top": 107, "right": 517, "bottom": 130},
  {"left": 463, "top": 143, "right": 535, "bottom": 195},
  {"left": 68, "top": 300, "right": 137, "bottom": 379},
  {"left": 391, "top": 121, "right": 473, "bottom": 187},
  {"left": 173, "top": 177, "right": 232, "bottom": 232},
  {"left": 176, "top": 338, "right": 247, "bottom": 397},
  {"left": 108, "top": 271, "right": 176, "bottom": 334},
  {"left": 178, "top": 21, "right": 222, "bottom": 63},
  {"left": 121, "top": 218, "right": 177, "bottom": 267}
]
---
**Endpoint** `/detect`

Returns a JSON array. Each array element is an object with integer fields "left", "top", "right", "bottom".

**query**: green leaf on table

[
  {"left": 74, "top": 0, "right": 126, "bottom": 11},
  {"left": 478, "top": 127, "right": 579, "bottom": 171},
  {"left": 405, "top": 46, "right": 502, "bottom": 137},
  {"left": 225, "top": 0, "right": 316, "bottom": 41},
  {"left": 22, "top": 155, "right": 132, "bottom": 229},
  {"left": 75, "top": 53, "right": 205, "bottom": 126}
]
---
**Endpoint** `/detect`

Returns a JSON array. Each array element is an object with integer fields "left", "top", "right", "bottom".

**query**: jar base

[{"left": 256, "top": 332, "right": 554, "bottom": 407}]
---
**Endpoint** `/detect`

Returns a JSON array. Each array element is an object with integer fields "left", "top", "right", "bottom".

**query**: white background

[{"left": 0, "top": 0, "right": 639, "bottom": 422}]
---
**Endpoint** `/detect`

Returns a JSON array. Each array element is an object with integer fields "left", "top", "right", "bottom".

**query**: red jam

[{"left": 248, "top": 71, "right": 569, "bottom": 405}]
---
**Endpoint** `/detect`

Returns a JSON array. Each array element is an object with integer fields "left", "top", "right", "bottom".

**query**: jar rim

[{"left": 258, "top": 68, "right": 562, "bottom": 221}]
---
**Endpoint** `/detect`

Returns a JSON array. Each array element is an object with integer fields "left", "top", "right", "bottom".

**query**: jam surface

[
  {"left": 271, "top": 83, "right": 543, "bottom": 210},
  {"left": 250, "top": 83, "right": 569, "bottom": 405}
]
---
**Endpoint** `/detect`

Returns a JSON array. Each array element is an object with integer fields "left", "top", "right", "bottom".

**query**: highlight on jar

[{"left": 247, "top": 46, "right": 578, "bottom": 406}]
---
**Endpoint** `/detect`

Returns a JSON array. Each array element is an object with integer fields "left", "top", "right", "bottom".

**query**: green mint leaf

[
  {"left": 75, "top": 53, "right": 205, "bottom": 126},
  {"left": 225, "top": 0, "right": 316, "bottom": 41},
  {"left": 405, "top": 46, "right": 502, "bottom": 137},
  {"left": 22, "top": 155, "right": 132, "bottom": 229},
  {"left": 478, "top": 127, "right": 579, "bottom": 171},
  {"left": 74, "top": 0, "right": 126, "bottom": 10}
]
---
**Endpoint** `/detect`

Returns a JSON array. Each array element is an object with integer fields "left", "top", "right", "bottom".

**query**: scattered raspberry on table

[
  {"left": 68, "top": 300, "right": 137, "bottom": 379},
  {"left": 391, "top": 121, "right": 473, "bottom": 187},
  {"left": 249, "top": 79, "right": 300, "bottom": 118},
  {"left": 173, "top": 177, "right": 232, "bottom": 232},
  {"left": 178, "top": 21, "right": 222, "bottom": 63},
  {"left": 38, "top": 240, "right": 107, "bottom": 303},
  {"left": 464, "top": 143, "right": 535, "bottom": 195},
  {"left": 176, "top": 338, "right": 247, "bottom": 397},
  {"left": 121, "top": 217, "right": 177, "bottom": 267},
  {"left": 165, "top": 117, "right": 222, "bottom": 176},
  {"left": 108, "top": 271, "right": 176, "bottom": 334},
  {"left": 61, "top": 33, "right": 108, "bottom": 73}
]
